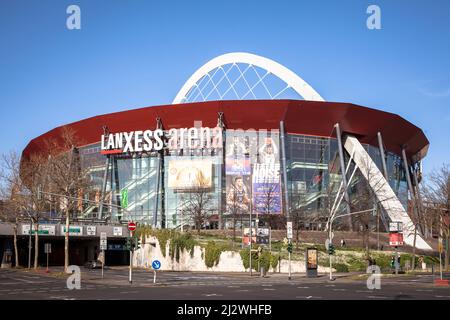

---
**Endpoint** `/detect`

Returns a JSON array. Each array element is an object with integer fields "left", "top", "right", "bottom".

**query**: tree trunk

[
  {"left": 13, "top": 222, "right": 19, "bottom": 268},
  {"left": 232, "top": 216, "right": 236, "bottom": 242},
  {"left": 411, "top": 225, "right": 418, "bottom": 271},
  {"left": 64, "top": 207, "right": 70, "bottom": 272},
  {"left": 445, "top": 234, "right": 449, "bottom": 271},
  {"left": 33, "top": 223, "right": 39, "bottom": 269}
]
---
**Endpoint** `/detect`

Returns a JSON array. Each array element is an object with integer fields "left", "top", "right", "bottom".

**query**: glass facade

[{"left": 76, "top": 130, "right": 409, "bottom": 230}]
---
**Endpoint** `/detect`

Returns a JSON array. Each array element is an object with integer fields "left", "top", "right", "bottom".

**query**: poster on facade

[
  {"left": 243, "top": 228, "right": 257, "bottom": 246},
  {"left": 252, "top": 163, "right": 282, "bottom": 214},
  {"left": 257, "top": 134, "right": 279, "bottom": 165},
  {"left": 226, "top": 175, "right": 251, "bottom": 215},
  {"left": 168, "top": 159, "right": 212, "bottom": 190},
  {"left": 225, "top": 157, "right": 251, "bottom": 176}
]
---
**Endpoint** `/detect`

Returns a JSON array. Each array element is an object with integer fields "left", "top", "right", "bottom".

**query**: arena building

[{"left": 20, "top": 53, "right": 432, "bottom": 251}]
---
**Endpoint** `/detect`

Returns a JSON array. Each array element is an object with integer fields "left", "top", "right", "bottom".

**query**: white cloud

[{"left": 419, "top": 87, "right": 450, "bottom": 98}]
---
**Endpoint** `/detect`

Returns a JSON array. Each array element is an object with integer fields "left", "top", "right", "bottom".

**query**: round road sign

[
  {"left": 152, "top": 260, "right": 161, "bottom": 270},
  {"left": 128, "top": 222, "right": 136, "bottom": 232}
]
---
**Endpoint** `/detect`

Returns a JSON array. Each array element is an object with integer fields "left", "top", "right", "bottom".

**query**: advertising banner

[
  {"left": 306, "top": 248, "right": 318, "bottom": 269},
  {"left": 389, "top": 232, "right": 404, "bottom": 246},
  {"left": 226, "top": 175, "right": 251, "bottom": 215},
  {"left": 256, "top": 227, "right": 270, "bottom": 244},
  {"left": 243, "top": 228, "right": 256, "bottom": 246},
  {"left": 225, "top": 130, "right": 282, "bottom": 215},
  {"left": 252, "top": 163, "right": 282, "bottom": 215},
  {"left": 225, "top": 157, "right": 251, "bottom": 176},
  {"left": 168, "top": 159, "right": 212, "bottom": 190}
]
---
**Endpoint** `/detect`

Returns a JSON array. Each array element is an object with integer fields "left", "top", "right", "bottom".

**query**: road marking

[
  {"left": 263, "top": 289, "right": 275, "bottom": 291},
  {"left": 416, "top": 289, "right": 433, "bottom": 292},
  {"left": 227, "top": 286, "right": 240, "bottom": 288},
  {"left": 367, "top": 296, "right": 388, "bottom": 299},
  {"left": 296, "top": 296, "right": 322, "bottom": 299},
  {"left": 203, "top": 294, "right": 222, "bottom": 297},
  {"left": 236, "top": 290, "right": 249, "bottom": 292},
  {"left": 325, "top": 284, "right": 335, "bottom": 287},
  {"left": 332, "top": 289, "right": 347, "bottom": 291},
  {"left": 435, "top": 295, "right": 450, "bottom": 298},
  {"left": 297, "top": 286, "right": 309, "bottom": 289},
  {"left": 262, "top": 284, "right": 273, "bottom": 287}
]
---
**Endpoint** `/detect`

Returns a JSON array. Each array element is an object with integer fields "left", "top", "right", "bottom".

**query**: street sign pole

[
  {"left": 288, "top": 238, "right": 291, "bottom": 280},
  {"left": 249, "top": 208, "right": 252, "bottom": 277},
  {"left": 102, "top": 250, "right": 104, "bottom": 279},
  {"left": 100, "top": 232, "right": 107, "bottom": 279},
  {"left": 129, "top": 234, "right": 133, "bottom": 284},
  {"left": 328, "top": 220, "right": 333, "bottom": 281},
  {"left": 395, "top": 246, "right": 399, "bottom": 275},
  {"left": 44, "top": 243, "right": 51, "bottom": 273},
  {"left": 127, "top": 222, "right": 136, "bottom": 284},
  {"left": 287, "top": 221, "right": 293, "bottom": 280},
  {"left": 152, "top": 260, "right": 161, "bottom": 284}
]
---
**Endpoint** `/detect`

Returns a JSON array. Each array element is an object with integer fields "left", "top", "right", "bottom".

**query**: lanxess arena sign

[{"left": 100, "top": 126, "right": 223, "bottom": 155}]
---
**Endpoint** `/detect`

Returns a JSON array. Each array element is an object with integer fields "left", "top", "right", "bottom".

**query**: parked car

[{"left": 84, "top": 260, "right": 103, "bottom": 270}]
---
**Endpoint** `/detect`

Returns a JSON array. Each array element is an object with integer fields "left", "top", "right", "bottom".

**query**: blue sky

[{"left": 0, "top": 0, "right": 449, "bottom": 175}]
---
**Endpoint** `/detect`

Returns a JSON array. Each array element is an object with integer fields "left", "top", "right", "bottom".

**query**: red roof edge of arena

[{"left": 21, "top": 99, "right": 429, "bottom": 163}]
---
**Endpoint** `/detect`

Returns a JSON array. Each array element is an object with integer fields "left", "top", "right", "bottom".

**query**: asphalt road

[{"left": 0, "top": 267, "right": 449, "bottom": 300}]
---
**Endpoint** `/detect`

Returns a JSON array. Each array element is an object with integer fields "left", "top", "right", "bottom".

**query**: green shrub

[
  {"left": 333, "top": 263, "right": 349, "bottom": 273},
  {"left": 239, "top": 248, "right": 260, "bottom": 270},
  {"left": 169, "top": 232, "right": 197, "bottom": 262},
  {"left": 239, "top": 248, "right": 279, "bottom": 271},
  {"left": 204, "top": 241, "right": 227, "bottom": 268},
  {"left": 347, "top": 256, "right": 367, "bottom": 272},
  {"left": 270, "top": 254, "right": 280, "bottom": 270},
  {"left": 259, "top": 251, "right": 271, "bottom": 272}
]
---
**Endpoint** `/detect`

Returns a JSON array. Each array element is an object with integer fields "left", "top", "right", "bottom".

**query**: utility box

[{"left": 305, "top": 248, "right": 318, "bottom": 278}]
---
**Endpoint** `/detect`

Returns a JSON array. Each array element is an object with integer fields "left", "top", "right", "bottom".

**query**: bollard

[{"left": 260, "top": 266, "right": 264, "bottom": 277}]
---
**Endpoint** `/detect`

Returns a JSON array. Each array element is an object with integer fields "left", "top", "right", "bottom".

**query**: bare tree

[
  {"left": 0, "top": 151, "right": 25, "bottom": 267},
  {"left": 180, "top": 174, "right": 214, "bottom": 234},
  {"left": 258, "top": 183, "right": 284, "bottom": 229},
  {"left": 423, "top": 163, "right": 450, "bottom": 270},
  {"left": 44, "top": 128, "right": 92, "bottom": 272},
  {"left": 11, "top": 151, "right": 50, "bottom": 269},
  {"left": 350, "top": 153, "right": 393, "bottom": 259}
]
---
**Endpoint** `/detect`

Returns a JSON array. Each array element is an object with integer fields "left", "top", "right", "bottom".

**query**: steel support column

[
  {"left": 377, "top": 132, "right": 389, "bottom": 180},
  {"left": 98, "top": 156, "right": 110, "bottom": 220},
  {"left": 279, "top": 121, "right": 290, "bottom": 221},
  {"left": 335, "top": 124, "right": 352, "bottom": 229},
  {"left": 153, "top": 117, "right": 163, "bottom": 228},
  {"left": 113, "top": 155, "right": 122, "bottom": 220},
  {"left": 401, "top": 148, "right": 418, "bottom": 216},
  {"left": 217, "top": 112, "right": 225, "bottom": 230}
]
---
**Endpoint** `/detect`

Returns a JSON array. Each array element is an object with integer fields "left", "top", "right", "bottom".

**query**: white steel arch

[{"left": 172, "top": 52, "right": 325, "bottom": 104}]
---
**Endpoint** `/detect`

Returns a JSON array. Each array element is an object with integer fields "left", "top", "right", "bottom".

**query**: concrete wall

[{"left": 133, "top": 235, "right": 332, "bottom": 273}]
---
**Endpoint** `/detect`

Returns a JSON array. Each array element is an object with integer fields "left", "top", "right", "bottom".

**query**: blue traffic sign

[{"left": 152, "top": 260, "right": 161, "bottom": 270}]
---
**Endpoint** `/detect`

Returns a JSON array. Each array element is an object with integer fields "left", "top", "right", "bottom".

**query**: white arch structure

[{"left": 172, "top": 52, "right": 325, "bottom": 104}]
